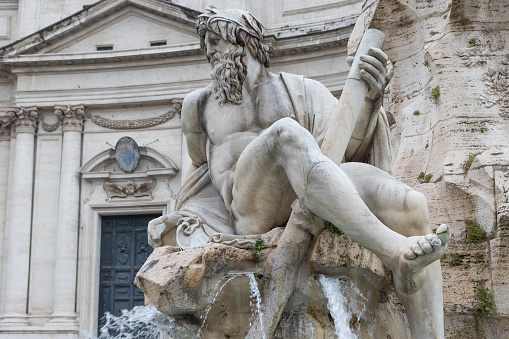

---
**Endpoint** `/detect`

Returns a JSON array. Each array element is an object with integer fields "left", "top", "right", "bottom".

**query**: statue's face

[
  {"left": 204, "top": 31, "right": 235, "bottom": 65},
  {"left": 126, "top": 182, "right": 135, "bottom": 194}
]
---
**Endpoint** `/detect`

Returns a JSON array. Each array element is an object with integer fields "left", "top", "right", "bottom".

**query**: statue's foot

[{"left": 391, "top": 224, "right": 451, "bottom": 294}]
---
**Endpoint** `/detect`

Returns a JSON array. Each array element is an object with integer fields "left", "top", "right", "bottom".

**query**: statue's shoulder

[
  {"left": 183, "top": 86, "right": 213, "bottom": 108},
  {"left": 181, "top": 86, "right": 212, "bottom": 133},
  {"left": 279, "top": 72, "right": 333, "bottom": 99},
  {"left": 182, "top": 86, "right": 213, "bottom": 121}
]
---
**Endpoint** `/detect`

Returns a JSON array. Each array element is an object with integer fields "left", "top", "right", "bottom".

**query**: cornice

[
  {"left": 1, "top": 23, "right": 354, "bottom": 70},
  {"left": 0, "top": 0, "right": 18, "bottom": 11}
]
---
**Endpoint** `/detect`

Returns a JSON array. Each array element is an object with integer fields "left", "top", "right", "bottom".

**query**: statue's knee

[
  {"left": 405, "top": 190, "right": 430, "bottom": 229},
  {"left": 269, "top": 117, "right": 301, "bottom": 145}
]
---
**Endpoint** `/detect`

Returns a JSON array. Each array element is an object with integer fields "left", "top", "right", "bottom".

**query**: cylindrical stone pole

[
  {"left": 50, "top": 105, "right": 85, "bottom": 323},
  {"left": 0, "top": 107, "right": 39, "bottom": 324}
]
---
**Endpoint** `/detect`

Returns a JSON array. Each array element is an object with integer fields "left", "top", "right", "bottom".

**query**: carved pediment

[
  {"left": 80, "top": 146, "right": 179, "bottom": 181},
  {"left": 80, "top": 146, "right": 179, "bottom": 202},
  {"left": 0, "top": 0, "right": 201, "bottom": 57}
]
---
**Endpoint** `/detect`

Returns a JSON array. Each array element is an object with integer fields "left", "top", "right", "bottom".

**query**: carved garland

[
  {"left": 90, "top": 99, "right": 183, "bottom": 130},
  {"left": 91, "top": 111, "right": 176, "bottom": 129}
]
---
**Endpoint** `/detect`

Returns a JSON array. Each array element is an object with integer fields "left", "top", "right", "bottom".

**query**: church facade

[{"left": 0, "top": 0, "right": 357, "bottom": 337}]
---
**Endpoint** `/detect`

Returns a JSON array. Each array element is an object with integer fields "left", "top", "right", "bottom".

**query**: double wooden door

[{"left": 98, "top": 214, "right": 158, "bottom": 329}]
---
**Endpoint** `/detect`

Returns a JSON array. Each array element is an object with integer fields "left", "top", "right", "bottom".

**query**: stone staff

[{"left": 321, "top": 28, "right": 386, "bottom": 163}]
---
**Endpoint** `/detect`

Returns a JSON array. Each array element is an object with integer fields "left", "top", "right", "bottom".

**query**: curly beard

[{"left": 210, "top": 44, "right": 247, "bottom": 106}]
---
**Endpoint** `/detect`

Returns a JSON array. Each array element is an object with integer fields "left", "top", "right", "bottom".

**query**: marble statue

[{"left": 145, "top": 8, "right": 450, "bottom": 338}]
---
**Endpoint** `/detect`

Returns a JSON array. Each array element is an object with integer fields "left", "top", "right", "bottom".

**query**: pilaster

[
  {"left": 0, "top": 119, "right": 12, "bottom": 313},
  {"left": 49, "top": 105, "right": 85, "bottom": 326},
  {"left": 0, "top": 107, "right": 39, "bottom": 325}
]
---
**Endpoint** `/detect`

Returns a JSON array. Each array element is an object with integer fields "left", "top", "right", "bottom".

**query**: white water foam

[
  {"left": 318, "top": 275, "right": 366, "bottom": 339},
  {"left": 247, "top": 272, "right": 266, "bottom": 338},
  {"left": 81, "top": 303, "right": 198, "bottom": 339}
]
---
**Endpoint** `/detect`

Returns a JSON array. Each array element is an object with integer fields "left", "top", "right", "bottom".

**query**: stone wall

[{"left": 351, "top": 0, "right": 509, "bottom": 337}]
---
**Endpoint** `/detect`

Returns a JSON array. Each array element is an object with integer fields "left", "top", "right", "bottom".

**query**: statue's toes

[{"left": 436, "top": 224, "right": 451, "bottom": 244}]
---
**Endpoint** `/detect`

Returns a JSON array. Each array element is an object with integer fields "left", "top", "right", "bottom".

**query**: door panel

[{"left": 98, "top": 214, "right": 159, "bottom": 332}]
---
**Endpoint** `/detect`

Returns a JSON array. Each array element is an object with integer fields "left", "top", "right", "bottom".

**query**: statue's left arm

[{"left": 344, "top": 47, "right": 391, "bottom": 162}]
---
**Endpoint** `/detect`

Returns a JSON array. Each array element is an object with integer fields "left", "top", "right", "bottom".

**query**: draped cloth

[{"left": 173, "top": 72, "right": 393, "bottom": 249}]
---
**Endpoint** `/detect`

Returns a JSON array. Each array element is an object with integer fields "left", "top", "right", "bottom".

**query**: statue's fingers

[
  {"left": 360, "top": 54, "right": 385, "bottom": 77},
  {"left": 360, "top": 69, "right": 379, "bottom": 91},
  {"left": 417, "top": 237, "right": 433, "bottom": 253},
  {"left": 368, "top": 47, "right": 389, "bottom": 66},
  {"left": 359, "top": 62, "right": 384, "bottom": 87}
]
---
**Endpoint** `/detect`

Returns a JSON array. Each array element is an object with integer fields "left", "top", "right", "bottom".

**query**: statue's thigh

[{"left": 231, "top": 134, "right": 296, "bottom": 233}]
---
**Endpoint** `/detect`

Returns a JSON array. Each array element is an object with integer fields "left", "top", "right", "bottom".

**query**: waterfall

[{"left": 318, "top": 275, "right": 366, "bottom": 339}]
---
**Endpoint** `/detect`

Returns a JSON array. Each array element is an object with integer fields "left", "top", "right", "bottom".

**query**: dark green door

[{"left": 98, "top": 214, "right": 159, "bottom": 331}]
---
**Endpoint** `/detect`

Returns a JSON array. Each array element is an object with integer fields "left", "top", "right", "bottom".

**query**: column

[
  {"left": 0, "top": 107, "right": 39, "bottom": 324},
  {"left": 50, "top": 105, "right": 85, "bottom": 323},
  {"left": 0, "top": 120, "right": 12, "bottom": 310}
]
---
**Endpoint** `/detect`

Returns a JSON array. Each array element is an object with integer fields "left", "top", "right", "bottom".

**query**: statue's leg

[
  {"left": 234, "top": 117, "right": 448, "bottom": 289},
  {"left": 341, "top": 162, "right": 445, "bottom": 338}
]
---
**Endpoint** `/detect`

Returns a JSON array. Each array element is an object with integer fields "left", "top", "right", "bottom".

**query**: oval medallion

[{"left": 115, "top": 137, "right": 140, "bottom": 173}]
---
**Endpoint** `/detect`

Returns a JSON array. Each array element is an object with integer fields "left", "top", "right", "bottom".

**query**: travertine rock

[{"left": 356, "top": 0, "right": 509, "bottom": 337}]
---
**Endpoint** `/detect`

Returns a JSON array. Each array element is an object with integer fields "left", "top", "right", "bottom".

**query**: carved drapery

[
  {"left": 89, "top": 99, "right": 182, "bottom": 130},
  {"left": 4, "top": 107, "right": 39, "bottom": 135}
]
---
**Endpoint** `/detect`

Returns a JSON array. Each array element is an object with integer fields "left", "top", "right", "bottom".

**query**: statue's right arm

[
  {"left": 148, "top": 90, "right": 209, "bottom": 248},
  {"left": 181, "top": 89, "right": 208, "bottom": 170}
]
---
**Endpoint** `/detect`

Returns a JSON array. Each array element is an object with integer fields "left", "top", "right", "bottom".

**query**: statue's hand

[
  {"left": 348, "top": 48, "right": 393, "bottom": 101},
  {"left": 147, "top": 214, "right": 180, "bottom": 248}
]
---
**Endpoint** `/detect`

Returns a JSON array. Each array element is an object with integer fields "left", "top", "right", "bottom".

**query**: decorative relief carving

[
  {"left": 88, "top": 100, "right": 182, "bottom": 130},
  {"left": 0, "top": 114, "right": 13, "bottom": 140},
  {"left": 457, "top": 32, "right": 508, "bottom": 118},
  {"left": 481, "top": 55, "right": 509, "bottom": 118},
  {"left": 172, "top": 99, "right": 183, "bottom": 116},
  {"left": 40, "top": 105, "right": 86, "bottom": 132},
  {"left": 104, "top": 180, "right": 153, "bottom": 198},
  {"left": 457, "top": 32, "right": 505, "bottom": 68},
  {"left": 4, "top": 107, "right": 39, "bottom": 134}
]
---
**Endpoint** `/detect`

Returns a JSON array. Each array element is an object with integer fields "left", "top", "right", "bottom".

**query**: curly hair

[{"left": 197, "top": 15, "right": 270, "bottom": 68}]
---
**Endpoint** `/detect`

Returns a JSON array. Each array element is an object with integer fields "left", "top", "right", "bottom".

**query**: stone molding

[
  {"left": 4, "top": 107, "right": 39, "bottom": 135},
  {"left": 88, "top": 100, "right": 181, "bottom": 130}
]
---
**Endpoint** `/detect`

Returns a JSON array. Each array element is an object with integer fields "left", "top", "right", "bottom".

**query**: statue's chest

[{"left": 203, "top": 92, "right": 294, "bottom": 144}]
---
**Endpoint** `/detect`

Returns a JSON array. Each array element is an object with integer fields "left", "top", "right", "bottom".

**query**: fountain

[{"left": 134, "top": 6, "right": 450, "bottom": 339}]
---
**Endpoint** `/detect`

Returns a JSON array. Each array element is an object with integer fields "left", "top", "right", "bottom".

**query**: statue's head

[{"left": 197, "top": 8, "right": 270, "bottom": 105}]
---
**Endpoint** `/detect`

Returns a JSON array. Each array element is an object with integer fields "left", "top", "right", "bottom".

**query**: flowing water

[
  {"left": 80, "top": 303, "right": 198, "bottom": 339},
  {"left": 197, "top": 275, "right": 237, "bottom": 336},
  {"left": 83, "top": 274, "right": 362, "bottom": 338},
  {"left": 318, "top": 275, "right": 366, "bottom": 339},
  {"left": 247, "top": 272, "right": 265, "bottom": 338}
]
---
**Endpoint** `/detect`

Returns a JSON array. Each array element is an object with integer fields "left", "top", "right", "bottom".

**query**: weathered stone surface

[
  {"left": 135, "top": 244, "right": 256, "bottom": 316},
  {"left": 357, "top": 0, "right": 509, "bottom": 337}
]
